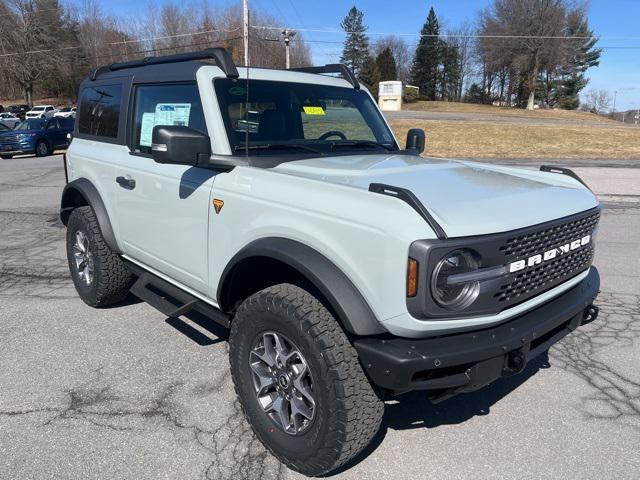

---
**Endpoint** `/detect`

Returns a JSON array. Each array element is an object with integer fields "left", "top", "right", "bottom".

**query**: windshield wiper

[
  {"left": 234, "top": 143, "right": 322, "bottom": 154},
  {"left": 329, "top": 140, "right": 394, "bottom": 151}
]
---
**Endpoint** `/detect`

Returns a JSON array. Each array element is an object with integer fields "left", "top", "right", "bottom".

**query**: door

[
  {"left": 46, "top": 118, "right": 67, "bottom": 147},
  {"left": 115, "top": 82, "right": 214, "bottom": 294}
]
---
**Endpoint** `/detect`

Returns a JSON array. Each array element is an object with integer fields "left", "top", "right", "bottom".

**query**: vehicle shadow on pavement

[
  {"left": 330, "top": 353, "right": 551, "bottom": 476},
  {"left": 165, "top": 310, "right": 229, "bottom": 346}
]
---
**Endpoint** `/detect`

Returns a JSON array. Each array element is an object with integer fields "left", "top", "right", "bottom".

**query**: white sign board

[{"left": 378, "top": 81, "right": 403, "bottom": 97}]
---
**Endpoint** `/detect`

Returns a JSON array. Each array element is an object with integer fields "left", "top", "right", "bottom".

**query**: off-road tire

[
  {"left": 66, "top": 206, "right": 132, "bottom": 307},
  {"left": 229, "top": 283, "right": 384, "bottom": 476}
]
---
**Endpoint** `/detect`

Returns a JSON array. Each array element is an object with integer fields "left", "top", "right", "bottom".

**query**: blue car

[{"left": 0, "top": 117, "right": 74, "bottom": 158}]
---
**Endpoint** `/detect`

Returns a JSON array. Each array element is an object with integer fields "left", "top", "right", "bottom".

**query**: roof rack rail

[
  {"left": 540, "top": 165, "right": 591, "bottom": 190},
  {"left": 289, "top": 64, "right": 360, "bottom": 90},
  {"left": 90, "top": 47, "right": 239, "bottom": 81}
]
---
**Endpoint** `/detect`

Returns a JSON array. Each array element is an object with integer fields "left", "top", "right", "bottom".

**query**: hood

[{"left": 273, "top": 154, "right": 599, "bottom": 238}]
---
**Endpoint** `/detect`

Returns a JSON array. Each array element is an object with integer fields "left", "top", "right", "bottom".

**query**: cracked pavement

[{"left": 1, "top": 156, "right": 639, "bottom": 479}]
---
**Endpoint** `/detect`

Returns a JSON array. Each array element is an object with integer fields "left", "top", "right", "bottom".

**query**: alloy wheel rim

[
  {"left": 38, "top": 142, "right": 47, "bottom": 155},
  {"left": 72, "top": 230, "right": 94, "bottom": 286},
  {"left": 249, "top": 331, "right": 316, "bottom": 435}
]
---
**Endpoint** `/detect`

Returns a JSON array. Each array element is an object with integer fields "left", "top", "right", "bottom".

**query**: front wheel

[
  {"left": 0, "top": 154, "right": 12, "bottom": 159},
  {"left": 66, "top": 206, "right": 133, "bottom": 307},
  {"left": 35, "top": 139, "right": 50, "bottom": 157},
  {"left": 229, "top": 284, "right": 384, "bottom": 476}
]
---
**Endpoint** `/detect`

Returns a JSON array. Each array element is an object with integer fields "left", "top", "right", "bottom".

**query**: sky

[{"left": 104, "top": 0, "right": 640, "bottom": 111}]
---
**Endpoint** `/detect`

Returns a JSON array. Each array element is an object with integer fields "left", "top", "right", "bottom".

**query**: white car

[
  {"left": 0, "top": 112, "right": 20, "bottom": 129},
  {"left": 25, "top": 105, "right": 57, "bottom": 119},
  {"left": 54, "top": 107, "right": 76, "bottom": 118},
  {"left": 60, "top": 48, "right": 601, "bottom": 476}
]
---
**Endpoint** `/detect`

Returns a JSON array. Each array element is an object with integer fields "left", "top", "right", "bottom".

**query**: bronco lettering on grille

[{"left": 508, "top": 235, "right": 591, "bottom": 273}]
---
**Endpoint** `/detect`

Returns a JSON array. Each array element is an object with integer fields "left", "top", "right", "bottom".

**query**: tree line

[
  {"left": 340, "top": 0, "right": 602, "bottom": 110},
  {"left": 0, "top": 0, "right": 311, "bottom": 103}
]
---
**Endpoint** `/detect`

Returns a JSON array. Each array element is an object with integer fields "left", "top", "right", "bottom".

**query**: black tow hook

[
  {"left": 582, "top": 304, "right": 599, "bottom": 325},
  {"left": 502, "top": 349, "right": 527, "bottom": 376}
]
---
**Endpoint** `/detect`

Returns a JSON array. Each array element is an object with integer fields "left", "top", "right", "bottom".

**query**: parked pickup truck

[{"left": 60, "top": 48, "right": 601, "bottom": 476}]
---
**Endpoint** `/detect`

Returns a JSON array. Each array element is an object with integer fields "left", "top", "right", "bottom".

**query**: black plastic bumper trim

[{"left": 354, "top": 267, "right": 600, "bottom": 395}]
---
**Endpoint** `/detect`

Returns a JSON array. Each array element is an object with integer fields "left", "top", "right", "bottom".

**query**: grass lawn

[
  {"left": 389, "top": 119, "right": 640, "bottom": 159},
  {"left": 404, "top": 100, "right": 617, "bottom": 124}
]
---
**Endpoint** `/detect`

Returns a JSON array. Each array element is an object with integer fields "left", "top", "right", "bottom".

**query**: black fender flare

[
  {"left": 218, "top": 238, "right": 387, "bottom": 336},
  {"left": 60, "top": 178, "right": 120, "bottom": 253}
]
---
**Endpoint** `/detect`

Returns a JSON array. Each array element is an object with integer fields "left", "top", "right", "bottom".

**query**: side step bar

[{"left": 125, "top": 262, "right": 230, "bottom": 328}]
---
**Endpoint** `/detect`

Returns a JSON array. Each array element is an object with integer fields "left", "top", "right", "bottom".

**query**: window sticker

[
  {"left": 140, "top": 112, "right": 155, "bottom": 147},
  {"left": 139, "top": 103, "right": 192, "bottom": 147},
  {"left": 302, "top": 106, "right": 325, "bottom": 116}
]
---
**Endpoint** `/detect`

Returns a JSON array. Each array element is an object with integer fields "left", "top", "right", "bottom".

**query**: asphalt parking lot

[{"left": 1, "top": 155, "right": 639, "bottom": 480}]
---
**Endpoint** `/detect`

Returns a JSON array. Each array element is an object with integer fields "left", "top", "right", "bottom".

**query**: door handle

[{"left": 116, "top": 176, "right": 136, "bottom": 189}]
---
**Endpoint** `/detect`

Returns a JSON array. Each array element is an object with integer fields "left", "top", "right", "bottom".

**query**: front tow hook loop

[
  {"left": 582, "top": 304, "right": 599, "bottom": 325},
  {"left": 503, "top": 349, "right": 526, "bottom": 376}
]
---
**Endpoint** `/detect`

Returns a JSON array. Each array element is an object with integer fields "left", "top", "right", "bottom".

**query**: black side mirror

[
  {"left": 405, "top": 128, "right": 426, "bottom": 154},
  {"left": 151, "top": 125, "right": 211, "bottom": 165}
]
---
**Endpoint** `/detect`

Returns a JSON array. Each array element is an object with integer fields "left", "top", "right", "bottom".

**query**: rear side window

[
  {"left": 131, "top": 83, "right": 206, "bottom": 154},
  {"left": 78, "top": 84, "right": 122, "bottom": 138}
]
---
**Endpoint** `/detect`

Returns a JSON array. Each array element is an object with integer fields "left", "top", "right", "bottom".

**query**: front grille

[
  {"left": 494, "top": 210, "right": 599, "bottom": 304},
  {"left": 495, "top": 244, "right": 593, "bottom": 302},
  {"left": 0, "top": 135, "right": 19, "bottom": 144},
  {"left": 499, "top": 212, "right": 600, "bottom": 259}
]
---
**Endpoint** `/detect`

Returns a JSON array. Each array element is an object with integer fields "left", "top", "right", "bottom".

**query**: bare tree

[
  {"left": 582, "top": 89, "right": 611, "bottom": 114},
  {"left": 372, "top": 35, "right": 411, "bottom": 83},
  {"left": 446, "top": 23, "right": 475, "bottom": 101},
  {"left": 478, "top": 0, "right": 566, "bottom": 110}
]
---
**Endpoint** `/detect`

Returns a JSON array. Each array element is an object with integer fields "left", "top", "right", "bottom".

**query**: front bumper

[
  {"left": 354, "top": 267, "right": 600, "bottom": 399},
  {"left": 0, "top": 141, "right": 34, "bottom": 155}
]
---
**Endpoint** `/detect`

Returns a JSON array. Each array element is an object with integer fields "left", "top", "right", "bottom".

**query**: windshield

[
  {"left": 0, "top": 123, "right": 10, "bottom": 131},
  {"left": 215, "top": 79, "right": 397, "bottom": 156},
  {"left": 31, "top": 107, "right": 45, "bottom": 111},
  {"left": 15, "top": 119, "right": 45, "bottom": 130}
]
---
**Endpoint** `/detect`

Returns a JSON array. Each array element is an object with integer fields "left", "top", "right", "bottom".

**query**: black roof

[{"left": 86, "top": 48, "right": 238, "bottom": 85}]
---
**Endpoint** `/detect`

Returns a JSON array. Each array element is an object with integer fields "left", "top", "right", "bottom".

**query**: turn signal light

[{"left": 407, "top": 258, "right": 418, "bottom": 297}]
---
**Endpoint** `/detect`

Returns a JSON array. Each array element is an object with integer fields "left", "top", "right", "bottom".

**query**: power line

[
  {"left": 300, "top": 38, "right": 640, "bottom": 50},
  {"left": 251, "top": 25, "right": 640, "bottom": 41},
  {"left": 0, "top": 27, "right": 241, "bottom": 58}
]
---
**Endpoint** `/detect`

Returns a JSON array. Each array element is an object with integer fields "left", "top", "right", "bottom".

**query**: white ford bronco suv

[{"left": 60, "top": 49, "right": 601, "bottom": 476}]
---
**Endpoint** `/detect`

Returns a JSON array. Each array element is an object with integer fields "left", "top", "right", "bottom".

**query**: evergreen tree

[
  {"left": 340, "top": 6, "right": 369, "bottom": 77},
  {"left": 440, "top": 42, "right": 460, "bottom": 100},
  {"left": 464, "top": 83, "right": 484, "bottom": 104},
  {"left": 359, "top": 55, "right": 381, "bottom": 97},
  {"left": 410, "top": 7, "right": 441, "bottom": 100},
  {"left": 375, "top": 46, "right": 397, "bottom": 81},
  {"left": 558, "top": 10, "right": 601, "bottom": 109}
]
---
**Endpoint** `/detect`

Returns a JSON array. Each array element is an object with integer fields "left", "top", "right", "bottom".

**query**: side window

[
  {"left": 47, "top": 119, "right": 59, "bottom": 129},
  {"left": 131, "top": 83, "right": 206, "bottom": 154},
  {"left": 78, "top": 84, "right": 122, "bottom": 138},
  {"left": 46, "top": 106, "right": 54, "bottom": 111}
]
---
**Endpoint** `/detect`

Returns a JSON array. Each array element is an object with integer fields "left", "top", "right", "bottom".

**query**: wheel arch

[
  {"left": 217, "top": 237, "right": 387, "bottom": 336},
  {"left": 60, "top": 178, "right": 120, "bottom": 253}
]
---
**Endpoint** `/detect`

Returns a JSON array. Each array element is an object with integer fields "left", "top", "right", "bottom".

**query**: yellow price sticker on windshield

[{"left": 303, "top": 106, "right": 325, "bottom": 116}]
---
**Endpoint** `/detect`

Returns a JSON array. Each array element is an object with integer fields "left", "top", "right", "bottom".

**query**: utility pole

[
  {"left": 282, "top": 29, "right": 296, "bottom": 69},
  {"left": 243, "top": 0, "right": 249, "bottom": 66}
]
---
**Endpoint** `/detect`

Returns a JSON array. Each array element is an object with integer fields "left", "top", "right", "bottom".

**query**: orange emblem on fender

[{"left": 213, "top": 198, "right": 224, "bottom": 214}]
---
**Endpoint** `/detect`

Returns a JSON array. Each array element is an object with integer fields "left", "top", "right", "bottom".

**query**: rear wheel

[
  {"left": 229, "top": 283, "right": 384, "bottom": 476},
  {"left": 35, "top": 139, "right": 50, "bottom": 157},
  {"left": 66, "top": 206, "right": 133, "bottom": 307}
]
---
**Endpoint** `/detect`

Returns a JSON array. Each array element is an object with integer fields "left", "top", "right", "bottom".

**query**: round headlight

[{"left": 431, "top": 249, "right": 480, "bottom": 310}]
